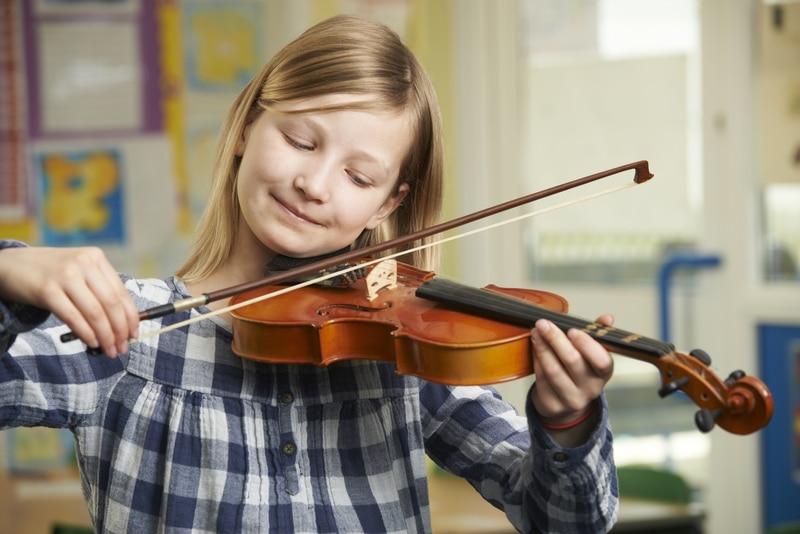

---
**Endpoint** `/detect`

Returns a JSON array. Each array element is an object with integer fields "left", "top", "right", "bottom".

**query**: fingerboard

[{"left": 416, "top": 278, "right": 673, "bottom": 359}]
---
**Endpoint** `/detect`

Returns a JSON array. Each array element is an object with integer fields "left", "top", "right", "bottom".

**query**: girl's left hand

[{"left": 529, "top": 315, "right": 615, "bottom": 442}]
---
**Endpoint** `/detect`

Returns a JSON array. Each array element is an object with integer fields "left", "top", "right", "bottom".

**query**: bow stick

[{"left": 61, "top": 160, "right": 653, "bottom": 345}]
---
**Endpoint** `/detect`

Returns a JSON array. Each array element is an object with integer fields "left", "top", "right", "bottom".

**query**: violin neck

[{"left": 415, "top": 278, "right": 673, "bottom": 361}]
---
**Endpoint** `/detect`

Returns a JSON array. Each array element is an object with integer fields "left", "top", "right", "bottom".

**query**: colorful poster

[
  {"left": 182, "top": 1, "right": 262, "bottom": 91},
  {"left": 37, "top": 148, "right": 126, "bottom": 246}
]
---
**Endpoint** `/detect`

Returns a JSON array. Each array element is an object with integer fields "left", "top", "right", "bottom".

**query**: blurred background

[{"left": 0, "top": 0, "right": 798, "bottom": 532}]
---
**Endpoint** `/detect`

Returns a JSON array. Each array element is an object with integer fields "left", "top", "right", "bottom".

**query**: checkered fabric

[{"left": 0, "top": 241, "right": 617, "bottom": 533}]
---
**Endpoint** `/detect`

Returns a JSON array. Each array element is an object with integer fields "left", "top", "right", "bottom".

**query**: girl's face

[{"left": 235, "top": 94, "right": 412, "bottom": 261}]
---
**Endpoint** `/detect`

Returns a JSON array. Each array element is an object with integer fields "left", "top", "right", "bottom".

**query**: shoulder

[{"left": 0, "top": 239, "right": 26, "bottom": 251}]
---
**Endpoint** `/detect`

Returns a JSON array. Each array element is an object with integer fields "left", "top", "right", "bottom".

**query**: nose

[{"left": 294, "top": 161, "right": 333, "bottom": 203}]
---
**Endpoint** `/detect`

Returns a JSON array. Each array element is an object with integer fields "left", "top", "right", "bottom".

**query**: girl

[{"left": 0, "top": 15, "right": 617, "bottom": 533}]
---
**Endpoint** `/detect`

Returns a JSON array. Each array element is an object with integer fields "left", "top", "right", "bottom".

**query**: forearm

[
  {"left": 523, "top": 392, "right": 618, "bottom": 533},
  {"left": 421, "top": 382, "right": 618, "bottom": 533}
]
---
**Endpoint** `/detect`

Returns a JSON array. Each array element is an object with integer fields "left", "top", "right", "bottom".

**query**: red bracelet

[{"left": 539, "top": 401, "right": 597, "bottom": 431}]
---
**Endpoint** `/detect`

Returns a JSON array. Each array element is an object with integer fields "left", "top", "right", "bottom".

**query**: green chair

[
  {"left": 617, "top": 464, "right": 692, "bottom": 504},
  {"left": 766, "top": 522, "right": 800, "bottom": 534},
  {"left": 614, "top": 465, "right": 699, "bottom": 534}
]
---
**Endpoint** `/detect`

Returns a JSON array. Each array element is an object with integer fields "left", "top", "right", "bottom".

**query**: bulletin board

[
  {"left": 3, "top": 0, "right": 174, "bottom": 262},
  {"left": 0, "top": 0, "right": 267, "bottom": 276}
]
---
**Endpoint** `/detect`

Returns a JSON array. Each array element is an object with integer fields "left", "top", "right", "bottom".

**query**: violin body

[{"left": 230, "top": 261, "right": 568, "bottom": 386}]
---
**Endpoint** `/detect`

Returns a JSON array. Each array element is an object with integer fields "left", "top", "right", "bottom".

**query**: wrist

[{"left": 537, "top": 399, "right": 598, "bottom": 432}]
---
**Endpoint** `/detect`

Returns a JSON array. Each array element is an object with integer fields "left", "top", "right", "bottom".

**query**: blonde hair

[{"left": 177, "top": 15, "right": 444, "bottom": 282}]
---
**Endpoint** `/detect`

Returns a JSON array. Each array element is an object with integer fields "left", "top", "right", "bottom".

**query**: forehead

[{"left": 267, "top": 92, "right": 402, "bottom": 114}]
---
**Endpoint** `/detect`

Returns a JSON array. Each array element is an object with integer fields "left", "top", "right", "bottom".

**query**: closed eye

[
  {"left": 284, "top": 133, "right": 314, "bottom": 151},
  {"left": 347, "top": 170, "right": 370, "bottom": 187}
]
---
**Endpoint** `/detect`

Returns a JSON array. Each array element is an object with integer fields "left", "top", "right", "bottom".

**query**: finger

[
  {"left": 86, "top": 273, "right": 131, "bottom": 355},
  {"left": 532, "top": 320, "right": 613, "bottom": 413},
  {"left": 531, "top": 321, "right": 587, "bottom": 406},
  {"left": 595, "top": 313, "right": 615, "bottom": 327},
  {"left": 64, "top": 247, "right": 134, "bottom": 356},
  {"left": 529, "top": 329, "right": 564, "bottom": 416},
  {"left": 91, "top": 259, "right": 137, "bottom": 352},
  {"left": 530, "top": 336, "right": 587, "bottom": 418},
  {"left": 535, "top": 319, "right": 590, "bottom": 378},
  {"left": 63, "top": 280, "right": 119, "bottom": 357},
  {"left": 96, "top": 252, "right": 138, "bottom": 339},
  {"left": 39, "top": 286, "right": 100, "bottom": 352},
  {"left": 566, "top": 328, "right": 614, "bottom": 379}
]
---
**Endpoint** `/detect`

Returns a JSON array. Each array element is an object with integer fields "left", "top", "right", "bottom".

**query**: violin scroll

[
  {"left": 694, "top": 374, "right": 773, "bottom": 435},
  {"left": 654, "top": 350, "right": 773, "bottom": 435}
]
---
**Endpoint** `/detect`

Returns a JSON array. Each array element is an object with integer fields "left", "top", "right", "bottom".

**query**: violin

[{"left": 229, "top": 259, "right": 773, "bottom": 436}]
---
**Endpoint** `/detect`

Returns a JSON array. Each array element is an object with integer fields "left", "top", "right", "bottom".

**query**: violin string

[{"left": 135, "top": 181, "right": 639, "bottom": 342}]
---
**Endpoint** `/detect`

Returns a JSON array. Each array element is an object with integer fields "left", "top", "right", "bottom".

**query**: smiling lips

[{"left": 277, "top": 196, "right": 323, "bottom": 226}]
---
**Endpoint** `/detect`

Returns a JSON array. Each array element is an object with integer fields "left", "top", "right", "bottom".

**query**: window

[{"left": 519, "top": 0, "right": 709, "bottom": 486}]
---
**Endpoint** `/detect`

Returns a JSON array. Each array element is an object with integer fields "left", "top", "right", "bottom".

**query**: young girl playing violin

[{"left": 0, "top": 15, "right": 617, "bottom": 533}]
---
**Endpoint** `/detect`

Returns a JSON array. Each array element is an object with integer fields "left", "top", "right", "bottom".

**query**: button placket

[{"left": 277, "top": 388, "right": 300, "bottom": 494}]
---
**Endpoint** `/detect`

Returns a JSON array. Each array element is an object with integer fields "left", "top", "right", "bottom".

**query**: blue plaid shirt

[{"left": 0, "top": 242, "right": 617, "bottom": 533}]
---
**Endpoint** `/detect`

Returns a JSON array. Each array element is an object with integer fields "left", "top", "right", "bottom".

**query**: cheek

[
  {"left": 238, "top": 124, "right": 290, "bottom": 174},
  {"left": 238, "top": 145, "right": 288, "bottom": 189},
  {"left": 339, "top": 196, "right": 392, "bottom": 232}
]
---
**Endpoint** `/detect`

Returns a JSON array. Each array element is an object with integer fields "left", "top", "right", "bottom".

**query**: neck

[{"left": 185, "top": 235, "right": 275, "bottom": 314}]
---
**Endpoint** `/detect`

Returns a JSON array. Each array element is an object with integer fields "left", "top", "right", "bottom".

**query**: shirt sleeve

[
  {"left": 0, "top": 239, "right": 125, "bottom": 430},
  {"left": 0, "top": 240, "right": 51, "bottom": 354},
  {"left": 420, "top": 381, "right": 618, "bottom": 533}
]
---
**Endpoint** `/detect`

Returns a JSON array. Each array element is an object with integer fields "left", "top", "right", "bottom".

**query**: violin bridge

[{"left": 365, "top": 260, "right": 398, "bottom": 301}]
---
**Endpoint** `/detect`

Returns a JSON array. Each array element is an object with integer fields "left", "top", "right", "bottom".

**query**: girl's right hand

[{"left": 0, "top": 246, "right": 138, "bottom": 357}]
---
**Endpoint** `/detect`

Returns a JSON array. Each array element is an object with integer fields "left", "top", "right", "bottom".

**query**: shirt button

[
  {"left": 280, "top": 392, "right": 294, "bottom": 404},
  {"left": 553, "top": 452, "right": 568, "bottom": 462},
  {"left": 282, "top": 442, "right": 297, "bottom": 456}
]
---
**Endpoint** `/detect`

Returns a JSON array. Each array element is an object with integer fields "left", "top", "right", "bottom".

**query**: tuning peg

[
  {"left": 689, "top": 349, "right": 712, "bottom": 366},
  {"left": 725, "top": 370, "right": 746, "bottom": 386},
  {"left": 658, "top": 376, "right": 690, "bottom": 398},
  {"left": 695, "top": 408, "right": 722, "bottom": 432}
]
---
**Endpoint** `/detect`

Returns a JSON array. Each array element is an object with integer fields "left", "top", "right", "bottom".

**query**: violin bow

[{"left": 61, "top": 160, "right": 652, "bottom": 344}]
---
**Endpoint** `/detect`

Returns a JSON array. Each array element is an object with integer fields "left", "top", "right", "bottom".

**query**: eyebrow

[{"left": 348, "top": 148, "right": 392, "bottom": 178}]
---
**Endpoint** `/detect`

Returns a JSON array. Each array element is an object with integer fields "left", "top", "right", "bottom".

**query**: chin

[
  {"left": 268, "top": 243, "right": 326, "bottom": 260},
  {"left": 261, "top": 234, "right": 349, "bottom": 260}
]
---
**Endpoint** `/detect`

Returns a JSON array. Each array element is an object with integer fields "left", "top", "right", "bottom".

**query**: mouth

[{"left": 276, "top": 196, "right": 322, "bottom": 226}]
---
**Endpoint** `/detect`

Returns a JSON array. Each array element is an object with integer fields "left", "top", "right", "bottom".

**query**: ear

[
  {"left": 365, "top": 183, "right": 410, "bottom": 230},
  {"left": 235, "top": 123, "right": 251, "bottom": 156}
]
